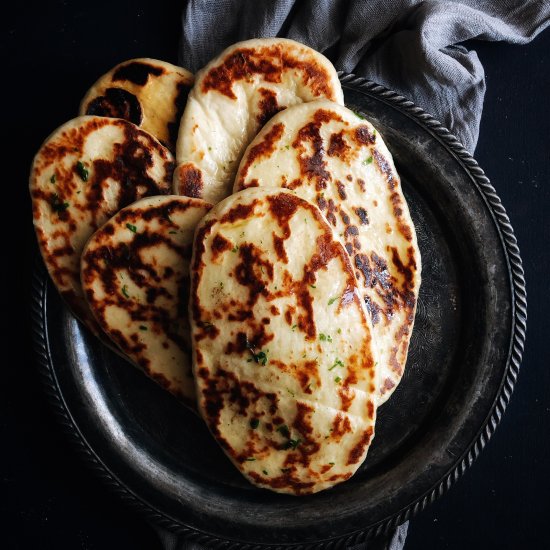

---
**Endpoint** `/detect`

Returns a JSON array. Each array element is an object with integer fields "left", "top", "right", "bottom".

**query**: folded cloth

[
  {"left": 179, "top": 0, "right": 550, "bottom": 152},
  {"left": 155, "top": 522, "right": 408, "bottom": 550}
]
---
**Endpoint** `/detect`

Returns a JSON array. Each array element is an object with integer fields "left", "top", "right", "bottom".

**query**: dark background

[{"left": 2, "top": 1, "right": 549, "bottom": 548}]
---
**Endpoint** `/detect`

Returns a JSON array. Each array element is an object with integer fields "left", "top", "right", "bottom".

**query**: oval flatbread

[
  {"left": 80, "top": 58, "right": 194, "bottom": 151},
  {"left": 190, "top": 188, "right": 378, "bottom": 494},
  {"left": 30, "top": 115, "right": 174, "bottom": 333},
  {"left": 81, "top": 196, "right": 211, "bottom": 404},
  {"left": 234, "top": 101, "right": 421, "bottom": 404},
  {"left": 174, "top": 38, "right": 344, "bottom": 204}
]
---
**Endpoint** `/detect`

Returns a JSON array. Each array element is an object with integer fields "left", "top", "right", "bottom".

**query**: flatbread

[
  {"left": 174, "top": 38, "right": 344, "bottom": 204},
  {"left": 80, "top": 58, "right": 194, "bottom": 151},
  {"left": 81, "top": 196, "right": 211, "bottom": 404},
  {"left": 190, "top": 188, "right": 378, "bottom": 494},
  {"left": 234, "top": 101, "right": 421, "bottom": 403},
  {"left": 30, "top": 115, "right": 174, "bottom": 333}
]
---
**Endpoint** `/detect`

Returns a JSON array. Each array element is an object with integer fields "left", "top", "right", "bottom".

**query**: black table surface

[{"left": 2, "top": 2, "right": 549, "bottom": 549}]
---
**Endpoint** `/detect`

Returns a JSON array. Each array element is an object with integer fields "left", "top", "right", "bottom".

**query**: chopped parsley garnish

[
  {"left": 337, "top": 328, "right": 342, "bottom": 334},
  {"left": 288, "top": 438, "right": 301, "bottom": 450},
  {"left": 353, "top": 110, "right": 366, "bottom": 120},
  {"left": 329, "top": 462, "right": 335, "bottom": 466},
  {"left": 251, "top": 350, "right": 267, "bottom": 365},
  {"left": 139, "top": 325, "right": 147, "bottom": 331},
  {"left": 276, "top": 424, "right": 290, "bottom": 438},
  {"left": 319, "top": 333, "right": 332, "bottom": 343},
  {"left": 329, "top": 358, "right": 344, "bottom": 371},
  {"left": 285, "top": 145, "right": 290, "bottom": 150},
  {"left": 334, "top": 376, "right": 342, "bottom": 383},
  {"left": 50, "top": 193, "right": 69, "bottom": 213},
  {"left": 246, "top": 457, "right": 256, "bottom": 462},
  {"left": 262, "top": 469, "right": 268, "bottom": 475},
  {"left": 280, "top": 468, "right": 291, "bottom": 474},
  {"left": 245, "top": 338, "right": 268, "bottom": 365},
  {"left": 126, "top": 223, "right": 137, "bottom": 233},
  {"left": 76, "top": 161, "right": 89, "bottom": 181},
  {"left": 50, "top": 174, "right": 56, "bottom": 184},
  {"left": 363, "top": 156, "right": 373, "bottom": 165},
  {"left": 169, "top": 230, "right": 177, "bottom": 234},
  {"left": 328, "top": 296, "right": 339, "bottom": 306},
  {"left": 287, "top": 388, "right": 295, "bottom": 397},
  {"left": 309, "top": 284, "right": 316, "bottom": 289},
  {"left": 373, "top": 129, "right": 377, "bottom": 136},
  {"left": 291, "top": 324, "right": 298, "bottom": 331},
  {"left": 121, "top": 285, "right": 130, "bottom": 299},
  {"left": 249, "top": 418, "right": 259, "bottom": 429},
  {"left": 231, "top": 245, "right": 239, "bottom": 253}
]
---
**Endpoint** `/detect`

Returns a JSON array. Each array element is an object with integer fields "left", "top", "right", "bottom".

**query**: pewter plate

[{"left": 31, "top": 74, "right": 526, "bottom": 548}]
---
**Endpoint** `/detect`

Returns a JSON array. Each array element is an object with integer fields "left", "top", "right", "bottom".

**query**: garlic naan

[
  {"left": 80, "top": 58, "right": 194, "bottom": 151},
  {"left": 30, "top": 116, "right": 174, "bottom": 333},
  {"left": 235, "top": 101, "right": 421, "bottom": 403},
  {"left": 190, "top": 188, "right": 378, "bottom": 494},
  {"left": 174, "top": 38, "right": 344, "bottom": 204},
  {"left": 81, "top": 196, "right": 211, "bottom": 404}
]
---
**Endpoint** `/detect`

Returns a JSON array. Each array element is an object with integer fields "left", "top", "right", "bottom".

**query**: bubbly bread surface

[
  {"left": 81, "top": 195, "right": 211, "bottom": 404},
  {"left": 30, "top": 116, "right": 174, "bottom": 332},
  {"left": 174, "top": 38, "right": 344, "bottom": 204},
  {"left": 190, "top": 188, "right": 378, "bottom": 494},
  {"left": 80, "top": 58, "right": 194, "bottom": 151},
  {"left": 235, "top": 101, "right": 421, "bottom": 403}
]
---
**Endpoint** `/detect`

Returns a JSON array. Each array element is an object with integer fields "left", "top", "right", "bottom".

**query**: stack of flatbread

[{"left": 30, "top": 40, "right": 421, "bottom": 495}]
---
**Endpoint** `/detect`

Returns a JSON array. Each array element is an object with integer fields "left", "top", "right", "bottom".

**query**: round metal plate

[{"left": 31, "top": 74, "right": 526, "bottom": 548}]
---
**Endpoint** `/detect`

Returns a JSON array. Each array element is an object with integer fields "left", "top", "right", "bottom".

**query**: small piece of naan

[
  {"left": 81, "top": 196, "right": 211, "bottom": 404},
  {"left": 174, "top": 38, "right": 344, "bottom": 204},
  {"left": 80, "top": 58, "right": 194, "bottom": 151},
  {"left": 235, "top": 101, "right": 421, "bottom": 403},
  {"left": 30, "top": 116, "right": 174, "bottom": 333},
  {"left": 190, "top": 188, "right": 378, "bottom": 494}
]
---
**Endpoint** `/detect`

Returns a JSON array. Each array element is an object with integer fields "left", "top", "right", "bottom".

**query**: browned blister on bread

[
  {"left": 174, "top": 38, "right": 344, "bottom": 204},
  {"left": 190, "top": 188, "right": 379, "bottom": 494},
  {"left": 235, "top": 101, "right": 421, "bottom": 403},
  {"left": 81, "top": 196, "right": 211, "bottom": 405},
  {"left": 30, "top": 116, "right": 174, "bottom": 333},
  {"left": 80, "top": 58, "right": 194, "bottom": 151}
]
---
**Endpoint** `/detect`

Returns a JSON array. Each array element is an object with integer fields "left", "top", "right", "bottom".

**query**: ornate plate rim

[{"left": 30, "top": 73, "right": 527, "bottom": 548}]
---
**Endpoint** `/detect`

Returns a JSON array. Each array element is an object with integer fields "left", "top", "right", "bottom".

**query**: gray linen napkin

[
  {"left": 156, "top": 523, "right": 409, "bottom": 550},
  {"left": 179, "top": 0, "right": 550, "bottom": 152},
  {"left": 170, "top": 1, "right": 549, "bottom": 548}
]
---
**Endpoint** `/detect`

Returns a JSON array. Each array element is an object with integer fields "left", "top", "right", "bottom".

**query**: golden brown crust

[
  {"left": 200, "top": 45, "right": 339, "bottom": 102},
  {"left": 31, "top": 116, "right": 174, "bottom": 333},
  {"left": 81, "top": 195, "right": 211, "bottom": 405},
  {"left": 190, "top": 188, "right": 378, "bottom": 494}
]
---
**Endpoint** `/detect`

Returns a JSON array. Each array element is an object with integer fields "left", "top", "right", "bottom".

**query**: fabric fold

[{"left": 180, "top": 0, "right": 550, "bottom": 151}]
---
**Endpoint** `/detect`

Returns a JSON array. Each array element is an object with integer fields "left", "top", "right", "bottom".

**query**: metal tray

[{"left": 31, "top": 74, "right": 527, "bottom": 548}]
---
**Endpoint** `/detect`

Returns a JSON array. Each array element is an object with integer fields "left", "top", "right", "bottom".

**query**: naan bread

[
  {"left": 30, "top": 115, "right": 174, "bottom": 333},
  {"left": 174, "top": 38, "right": 344, "bottom": 204},
  {"left": 80, "top": 58, "right": 194, "bottom": 151},
  {"left": 235, "top": 101, "right": 421, "bottom": 404},
  {"left": 190, "top": 188, "right": 378, "bottom": 494},
  {"left": 81, "top": 196, "right": 211, "bottom": 404}
]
